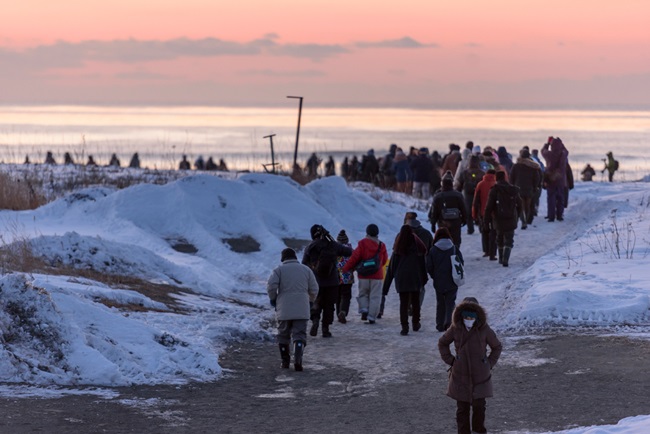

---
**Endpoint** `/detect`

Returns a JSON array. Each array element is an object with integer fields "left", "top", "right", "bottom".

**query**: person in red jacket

[
  {"left": 342, "top": 224, "right": 389, "bottom": 324},
  {"left": 472, "top": 169, "right": 497, "bottom": 260}
]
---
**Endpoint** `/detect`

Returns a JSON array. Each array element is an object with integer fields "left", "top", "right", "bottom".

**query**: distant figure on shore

[
  {"left": 602, "top": 151, "right": 619, "bottom": 182},
  {"left": 129, "top": 153, "right": 141, "bottom": 169},
  {"left": 44, "top": 151, "right": 56, "bottom": 165},
  {"left": 64, "top": 152, "right": 75, "bottom": 165},
  {"left": 305, "top": 153, "right": 321, "bottom": 179},
  {"left": 325, "top": 156, "right": 336, "bottom": 177},
  {"left": 24, "top": 155, "right": 30, "bottom": 164},
  {"left": 218, "top": 159, "right": 229, "bottom": 172},
  {"left": 581, "top": 164, "right": 596, "bottom": 181},
  {"left": 86, "top": 155, "right": 97, "bottom": 167},
  {"left": 194, "top": 155, "right": 205, "bottom": 171},
  {"left": 108, "top": 153, "right": 121, "bottom": 167},
  {"left": 179, "top": 155, "right": 190, "bottom": 170},
  {"left": 205, "top": 157, "right": 218, "bottom": 171}
]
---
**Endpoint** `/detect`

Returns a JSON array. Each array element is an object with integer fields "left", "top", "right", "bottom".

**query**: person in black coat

[
  {"left": 302, "top": 224, "right": 353, "bottom": 338},
  {"left": 484, "top": 171, "right": 523, "bottom": 267},
  {"left": 509, "top": 148, "right": 542, "bottom": 227},
  {"left": 428, "top": 172, "right": 467, "bottom": 248},
  {"left": 383, "top": 225, "right": 428, "bottom": 335},
  {"left": 426, "top": 227, "right": 464, "bottom": 332}
]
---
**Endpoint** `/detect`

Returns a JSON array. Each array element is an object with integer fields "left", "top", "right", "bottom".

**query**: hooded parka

[{"left": 438, "top": 300, "right": 502, "bottom": 403}]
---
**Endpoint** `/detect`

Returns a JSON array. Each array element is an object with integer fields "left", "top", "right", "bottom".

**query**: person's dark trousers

[
  {"left": 463, "top": 192, "right": 475, "bottom": 234},
  {"left": 435, "top": 289, "right": 457, "bottom": 331},
  {"left": 379, "top": 294, "right": 386, "bottom": 317},
  {"left": 520, "top": 196, "right": 533, "bottom": 225},
  {"left": 310, "top": 285, "right": 338, "bottom": 327},
  {"left": 546, "top": 185, "right": 565, "bottom": 220},
  {"left": 399, "top": 292, "right": 420, "bottom": 329},
  {"left": 336, "top": 283, "right": 352, "bottom": 317},
  {"left": 482, "top": 221, "right": 497, "bottom": 258},
  {"left": 449, "top": 223, "right": 462, "bottom": 248},
  {"left": 496, "top": 229, "right": 515, "bottom": 249},
  {"left": 456, "top": 399, "right": 487, "bottom": 434}
]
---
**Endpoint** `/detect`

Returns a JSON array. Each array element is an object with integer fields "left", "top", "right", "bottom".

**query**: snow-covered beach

[{"left": 1, "top": 168, "right": 649, "bottom": 433}]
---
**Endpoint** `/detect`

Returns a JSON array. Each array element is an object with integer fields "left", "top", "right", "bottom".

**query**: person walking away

[
  {"left": 541, "top": 137, "right": 569, "bottom": 222},
  {"left": 456, "top": 155, "right": 485, "bottom": 235},
  {"left": 472, "top": 169, "right": 497, "bottom": 260},
  {"left": 602, "top": 151, "right": 619, "bottom": 182},
  {"left": 496, "top": 146, "right": 513, "bottom": 177},
  {"left": 484, "top": 171, "right": 522, "bottom": 267},
  {"left": 179, "top": 155, "right": 190, "bottom": 170},
  {"left": 205, "top": 157, "right": 218, "bottom": 171},
  {"left": 335, "top": 230, "right": 354, "bottom": 324},
  {"left": 410, "top": 147, "right": 435, "bottom": 199},
  {"left": 342, "top": 224, "right": 388, "bottom": 324},
  {"left": 509, "top": 148, "right": 541, "bottom": 228},
  {"left": 383, "top": 225, "right": 428, "bottom": 335},
  {"left": 379, "top": 144, "right": 398, "bottom": 189},
  {"left": 426, "top": 228, "right": 463, "bottom": 332},
  {"left": 392, "top": 148, "right": 413, "bottom": 193},
  {"left": 452, "top": 141, "right": 474, "bottom": 191},
  {"left": 438, "top": 297, "right": 502, "bottom": 434},
  {"left": 302, "top": 225, "right": 353, "bottom": 338},
  {"left": 267, "top": 248, "right": 319, "bottom": 371},
  {"left": 428, "top": 171, "right": 467, "bottom": 248},
  {"left": 360, "top": 149, "right": 380, "bottom": 184},
  {"left": 581, "top": 163, "right": 596, "bottom": 181},
  {"left": 404, "top": 211, "right": 434, "bottom": 308},
  {"left": 194, "top": 155, "right": 205, "bottom": 171},
  {"left": 108, "top": 153, "right": 121, "bottom": 167}
]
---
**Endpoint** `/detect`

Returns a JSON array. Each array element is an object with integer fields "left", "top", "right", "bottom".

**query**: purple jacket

[{"left": 541, "top": 138, "right": 569, "bottom": 188}]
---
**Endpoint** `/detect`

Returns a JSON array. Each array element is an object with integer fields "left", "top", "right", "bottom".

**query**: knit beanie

[{"left": 337, "top": 230, "right": 349, "bottom": 244}]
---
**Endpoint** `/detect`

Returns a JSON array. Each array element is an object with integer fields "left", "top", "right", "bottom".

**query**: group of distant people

[
  {"left": 580, "top": 151, "right": 619, "bottom": 182},
  {"left": 23, "top": 152, "right": 229, "bottom": 172}
]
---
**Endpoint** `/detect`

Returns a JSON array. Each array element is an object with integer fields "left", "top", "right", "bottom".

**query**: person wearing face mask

[{"left": 438, "top": 297, "right": 502, "bottom": 434}]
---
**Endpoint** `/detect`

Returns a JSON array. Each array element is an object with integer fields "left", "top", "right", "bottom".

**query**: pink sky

[{"left": 1, "top": 0, "right": 649, "bottom": 107}]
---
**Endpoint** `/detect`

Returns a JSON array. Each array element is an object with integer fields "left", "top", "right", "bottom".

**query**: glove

[{"left": 270, "top": 299, "right": 276, "bottom": 308}]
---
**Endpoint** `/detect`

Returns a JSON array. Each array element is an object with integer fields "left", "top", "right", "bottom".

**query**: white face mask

[{"left": 464, "top": 319, "right": 475, "bottom": 329}]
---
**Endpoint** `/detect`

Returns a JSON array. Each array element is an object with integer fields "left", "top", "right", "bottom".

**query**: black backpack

[
  {"left": 496, "top": 185, "right": 518, "bottom": 219},
  {"left": 313, "top": 244, "right": 338, "bottom": 278},
  {"left": 463, "top": 170, "right": 482, "bottom": 195}
]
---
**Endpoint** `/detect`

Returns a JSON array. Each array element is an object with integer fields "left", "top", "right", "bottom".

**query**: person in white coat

[{"left": 267, "top": 248, "right": 319, "bottom": 371}]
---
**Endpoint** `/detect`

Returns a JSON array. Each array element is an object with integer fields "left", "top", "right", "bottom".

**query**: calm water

[{"left": 1, "top": 106, "right": 649, "bottom": 180}]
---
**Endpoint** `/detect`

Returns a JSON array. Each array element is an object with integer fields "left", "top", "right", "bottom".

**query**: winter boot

[
  {"left": 321, "top": 324, "right": 332, "bottom": 338},
  {"left": 279, "top": 343, "right": 290, "bottom": 369},
  {"left": 400, "top": 325, "right": 409, "bottom": 336},
  {"left": 309, "top": 322, "right": 318, "bottom": 337},
  {"left": 502, "top": 247, "right": 512, "bottom": 267},
  {"left": 293, "top": 341, "right": 304, "bottom": 371},
  {"left": 498, "top": 247, "right": 504, "bottom": 264}
]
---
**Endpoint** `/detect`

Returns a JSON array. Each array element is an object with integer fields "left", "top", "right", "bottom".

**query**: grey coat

[{"left": 267, "top": 259, "right": 319, "bottom": 320}]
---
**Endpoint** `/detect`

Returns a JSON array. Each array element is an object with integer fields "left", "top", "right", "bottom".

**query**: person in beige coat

[
  {"left": 267, "top": 248, "right": 319, "bottom": 371},
  {"left": 438, "top": 297, "right": 502, "bottom": 434}
]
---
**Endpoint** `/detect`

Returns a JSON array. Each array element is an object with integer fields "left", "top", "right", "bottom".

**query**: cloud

[
  {"left": 240, "top": 69, "right": 327, "bottom": 78},
  {"left": 269, "top": 43, "right": 349, "bottom": 60},
  {"left": 356, "top": 37, "right": 437, "bottom": 49}
]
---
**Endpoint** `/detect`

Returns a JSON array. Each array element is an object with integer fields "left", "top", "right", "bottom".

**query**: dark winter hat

[
  {"left": 442, "top": 170, "right": 454, "bottom": 186},
  {"left": 520, "top": 148, "right": 531, "bottom": 159},
  {"left": 281, "top": 248, "right": 297, "bottom": 262},
  {"left": 463, "top": 296, "right": 479, "bottom": 304},
  {"left": 404, "top": 211, "right": 418, "bottom": 223},
  {"left": 366, "top": 224, "right": 379, "bottom": 237},
  {"left": 465, "top": 141, "right": 474, "bottom": 149},
  {"left": 337, "top": 230, "right": 349, "bottom": 244},
  {"left": 461, "top": 310, "right": 478, "bottom": 319},
  {"left": 310, "top": 224, "right": 325, "bottom": 240},
  {"left": 496, "top": 171, "right": 506, "bottom": 181}
]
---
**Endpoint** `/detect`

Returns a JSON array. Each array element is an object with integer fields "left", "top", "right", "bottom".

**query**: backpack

[
  {"left": 496, "top": 185, "right": 518, "bottom": 219},
  {"left": 463, "top": 171, "right": 482, "bottom": 195},
  {"left": 356, "top": 242, "right": 382, "bottom": 276},
  {"left": 441, "top": 198, "right": 461, "bottom": 220},
  {"left": 613, "top": 160, "right": 619, "bottom": 171},
  {"left": 450, "top": 246, "right": 465, "bottom": 287},
  {"left": 314, "top": 245, "right": 338, "bottom": 278}
]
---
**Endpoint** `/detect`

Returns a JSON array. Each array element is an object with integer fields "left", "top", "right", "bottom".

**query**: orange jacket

[{"left": 472, "top": 172, "right": 497, "bottom": 220}]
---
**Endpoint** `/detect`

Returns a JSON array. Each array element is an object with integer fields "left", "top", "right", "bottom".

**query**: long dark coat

[
  {"left": 302, "top": 239, "right": 353, "bottom": 288},
  {"left": 510, "top": 157, "right": 542, "bottom": 198},
  {"left": 382, "top": 235, "right": 427, "bottom": 294},
  {"left": 425, "top": 238, "right": 463, "bottom": 294},
  {"left": 438, "top": 300, "right": 502, "bottom": 403}
]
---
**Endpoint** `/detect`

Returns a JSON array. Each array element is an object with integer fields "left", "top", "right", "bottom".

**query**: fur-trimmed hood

[
  {"left": 515, "top": 157, "right": 540, "bottom": 169},
  {"left": 451, "top": 299, "right": 488, "bottom": 329}
]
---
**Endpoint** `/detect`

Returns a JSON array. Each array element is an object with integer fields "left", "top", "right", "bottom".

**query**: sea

[{"left": 1, "top": 106, "right": 649, "bottom": 181}]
